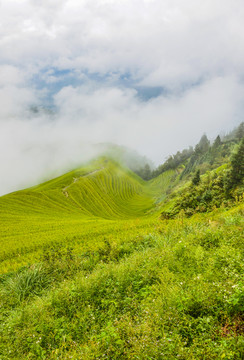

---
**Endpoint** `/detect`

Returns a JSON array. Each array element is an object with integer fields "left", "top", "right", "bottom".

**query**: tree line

[{"left": 135, "top": 122, "right": 244, "bottom": 184}]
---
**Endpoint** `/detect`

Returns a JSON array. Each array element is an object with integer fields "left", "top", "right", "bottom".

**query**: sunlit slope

[
  {"left": 0, "top": 159, "right": 179, "bottom": 270},
  {"left": 0, "top": 159, "right": 155, "bottom": 220},
  {"left": 149, "top": 169, "right": 176, "bottom": 195}
]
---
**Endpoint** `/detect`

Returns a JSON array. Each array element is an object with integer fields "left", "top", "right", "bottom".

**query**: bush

[{"left": 1, "top": 266, "right": 51, "bottom": 305}]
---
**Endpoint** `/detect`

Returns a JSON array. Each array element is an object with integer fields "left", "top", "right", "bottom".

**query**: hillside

[
  {"left": 0, "top": 158, "right": 154, "bottom": 219},
  {"left": 0, "top": 141, "right": 243, "bottom": 359},
  {"left": 0, "top": 158, "right": 179, "bottom": 273}
]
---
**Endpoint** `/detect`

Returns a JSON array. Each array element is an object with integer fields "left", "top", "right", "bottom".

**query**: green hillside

[
  {"left": 0, "top": 142, "right": 243, "bottom": 359},
  {"left": 0, "top": 158, "right": 152, "bottom": 219},
  {"left": 0, "top": 158, "right": 179, "bottom": 274}
]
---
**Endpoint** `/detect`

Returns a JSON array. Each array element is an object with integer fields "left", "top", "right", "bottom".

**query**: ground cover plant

[{"left": 0, "top": 156, "right": 243, "bottom": 359}]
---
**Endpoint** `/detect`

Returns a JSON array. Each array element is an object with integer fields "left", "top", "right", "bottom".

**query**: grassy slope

[
  {"left": 0, "top": 158, "right": 243, "bottom": 359},
  {"left": 0, "top": 159, "right": 152, "bottom": 219},
  {"left": 0, "top": 158, "right": 177, "bottom": 272}
]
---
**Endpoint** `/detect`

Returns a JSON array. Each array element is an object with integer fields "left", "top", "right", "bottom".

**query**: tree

[
  {"left": 195, "top": 134, "right": 210, "bottom": 154},
  {"left": 235, "top": 122, "right": 244, "bottom": 141},
  {"left": 192, "top": 169, "right": 201, "bottom": 186},
  {"left": 142, "top": 163, "right": 152, "bottom": 181},
  {"left": 230, "top": 138, "right": 244, "bottom": 186},
  {"left": 212, "top": 135, "right": 221, "bottom": 148},
  {"left": 136, "top": 163, "right": 152, "bottom": 180},
  {"left": 224, "top": 138, "right": 244, "bottom": 193},
  {"left": 225, "top": 122, "right": 244, "bottom": 142}
]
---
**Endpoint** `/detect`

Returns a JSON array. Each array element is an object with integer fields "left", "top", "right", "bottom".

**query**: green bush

[{"left": 1, "top": 265, "right": 51, "bottom": 305}]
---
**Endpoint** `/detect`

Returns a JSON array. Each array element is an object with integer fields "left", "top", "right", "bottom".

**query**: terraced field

[
  {"left": 0, "top": 158, "right": 177, "bottom": 272},
  {"left": 1, "top": 158, "right": 243, "bottom": 359}
]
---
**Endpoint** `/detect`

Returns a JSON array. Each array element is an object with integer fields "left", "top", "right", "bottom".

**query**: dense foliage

[{"left": 225, "top": 138, "right": 244, "bottom": 191}]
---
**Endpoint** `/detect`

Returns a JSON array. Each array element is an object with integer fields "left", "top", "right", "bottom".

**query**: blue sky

[
  {"left": 32, "top": 67, "right": 168, "bottom": 105},
  {"left": 0, "top": 0, "right": 244, "bottom": 194}
]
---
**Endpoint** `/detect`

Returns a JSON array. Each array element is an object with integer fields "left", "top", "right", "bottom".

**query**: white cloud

[
  {"left": 1, "top": 75, "right": 242, "bottom": 195},
  {"left": 53, "top": 76, "right": 243, "bottom": 156},
  {"left": 0, "top": 0, "right": 244, "bottom": 194},
  {"left": 1, "top": 0, "right": 244, "bottom": 83}
]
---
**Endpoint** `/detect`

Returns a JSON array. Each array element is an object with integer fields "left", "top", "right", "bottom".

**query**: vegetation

[
  {"left": 0, "top": 124, "right": 243, "bottom": 359},
  {"left": 138, "top": 122, "right": 244, "bottom": 181},
  {"left": 225, "top": 138, "right": 244, "bottom": 191},
  {"left": 192, "top": 169, "right": 201, "bottom": 186}
]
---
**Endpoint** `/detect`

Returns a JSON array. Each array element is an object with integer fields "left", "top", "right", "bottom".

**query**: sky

[{"left": 1, "top": 0, "right": 244, "bottom": 195}]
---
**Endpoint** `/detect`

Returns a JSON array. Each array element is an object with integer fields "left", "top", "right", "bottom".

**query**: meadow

[{"left": 0, "top": 158, "right": 243, "bottom": 359}]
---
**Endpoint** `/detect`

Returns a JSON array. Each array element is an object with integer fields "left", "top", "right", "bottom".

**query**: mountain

[
  {"left": 0, "top": 157, "right": 179, "bottom": 269},
  {"left": 0, "top": 129, "right": 243, "bottom": 360},
  {"left": 0, "top": 157, "right": 172, "bottom": 220},
  {"left": 94, "top": 142, "right": 154, "bottom": 172}
]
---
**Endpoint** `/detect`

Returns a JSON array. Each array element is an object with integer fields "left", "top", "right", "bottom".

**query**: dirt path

[{"left": 62, "top": 168, "right": 104, "bottom": 198}]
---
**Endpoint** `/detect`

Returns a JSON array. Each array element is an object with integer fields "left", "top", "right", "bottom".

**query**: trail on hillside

[{"left": 62, "top": 168, "right": 104, "bottom": 198}]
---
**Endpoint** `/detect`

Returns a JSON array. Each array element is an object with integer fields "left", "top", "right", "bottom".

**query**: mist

[{"left": 1, "top": 0, "right": 244, "bottom": 195}]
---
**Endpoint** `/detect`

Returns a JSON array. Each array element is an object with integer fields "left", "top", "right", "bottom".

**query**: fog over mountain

[{"left": 1, "top": 0, "right": 244, "bottom": 195}]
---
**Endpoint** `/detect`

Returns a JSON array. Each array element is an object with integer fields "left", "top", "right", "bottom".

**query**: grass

[
  {"left": 0, "top": 158, "right": 243, "bottom": 359},
  {"left": 0, "top": 158, "right": 177, "bottom": 273}
]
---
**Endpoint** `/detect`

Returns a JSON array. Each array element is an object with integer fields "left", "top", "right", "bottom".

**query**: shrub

[{"left": 1, "top": 266, "right": 51, "bottom": 305}]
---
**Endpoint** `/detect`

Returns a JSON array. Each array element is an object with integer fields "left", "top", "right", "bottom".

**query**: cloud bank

[{"left": 0, "top": 0, "right": 244, "bottom": 194}]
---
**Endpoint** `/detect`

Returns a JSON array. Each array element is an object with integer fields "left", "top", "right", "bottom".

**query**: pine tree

[
  {"left": 192, "top": 169, "right": 201, "bottom": 186},
  {"left": 195, "top": 134, "right": 210, "bottom": 154},
  {"left": 213, "top": 135, "right": 221, "bottom": 148},
  {"left": 143, "top": 163, "right": 151, "bottom": 181},
  {"left": 235, "top": 122, "right": 244, "bottom": 141},
  {"left": 230, "top": 138, "right": 244, "bottom": 186}
]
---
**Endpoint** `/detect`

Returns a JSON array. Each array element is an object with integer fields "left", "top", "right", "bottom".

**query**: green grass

[
  {"left": 0, "top": 158, "right": 243, "bottom": 359},
  {"left": 0, "top": 158, "right": 177, "bottom": 273}
]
